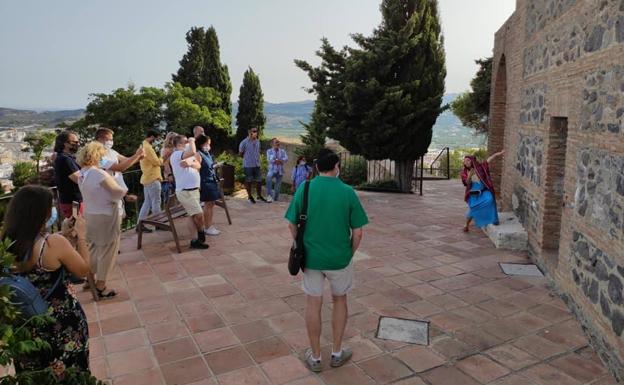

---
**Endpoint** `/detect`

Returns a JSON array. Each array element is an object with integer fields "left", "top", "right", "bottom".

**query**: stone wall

[
  {"left": 520, "top": 85, "right": 547, "bottom": 124},
  {"left": 515, "top": 134, "right": 543, "bottom": 186},
  {"left": 525, "top": 0, "right": 577, "bottom": 38},
  {"left": 575, "top": 148, "right": 624, "bottom": 242},
  {"left": 523, "top": 0, "right": 624, "bottom": 77},
  {"left": 512, "top": 185, "right": 542, "bottom": 237},
  {"left": 570, "top": 231, "right": 624, "bottom": 337},
  {"left": 581, "top": 66, "right": 624, "bottom": 134},
  {"left": 492, "top": 0, "right": 624, "bottom": 376}
]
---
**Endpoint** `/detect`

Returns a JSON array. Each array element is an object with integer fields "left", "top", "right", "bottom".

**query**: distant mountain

[{"left": 0, "top": 108, "right": 84, "bottom": 126}]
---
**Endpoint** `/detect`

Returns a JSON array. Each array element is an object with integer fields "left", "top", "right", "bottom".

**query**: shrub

[
  {"left": 340, "top": 155, "right": 367, "bottom": 186},
  {"left": 10, "top": 162, "right": 37, "bottom": 190}
]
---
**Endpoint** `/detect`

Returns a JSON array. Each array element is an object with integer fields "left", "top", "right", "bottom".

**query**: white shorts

[
  {"left": 302, "top": 261, "right": 354, "bottom": 297},
  {"left": 176, "top": 189, "right": 203, "bottom": 217}
]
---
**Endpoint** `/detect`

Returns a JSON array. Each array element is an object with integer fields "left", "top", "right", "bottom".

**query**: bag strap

[
  {"left": 37, "top": 234, "right": 65, "bottom": 301},
  {"left": 296, "top": 181, "right": 311, "bottom": 243}
]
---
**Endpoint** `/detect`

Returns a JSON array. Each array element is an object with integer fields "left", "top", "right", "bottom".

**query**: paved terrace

[{"left": 80, "top": 181, "right": 617, "bottom": 385}]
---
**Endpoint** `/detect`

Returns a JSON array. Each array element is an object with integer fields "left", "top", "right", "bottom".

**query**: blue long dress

[{"left": 465, "top": 181, "right": 499, "bottom": 228}]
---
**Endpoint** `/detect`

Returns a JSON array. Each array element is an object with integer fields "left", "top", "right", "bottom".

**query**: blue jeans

[
  {"left": 139, "top": 180, "right": 162, "bottom": 221},
  {"left": 266, "top": 172, "right": 283, "bottom": 201}
]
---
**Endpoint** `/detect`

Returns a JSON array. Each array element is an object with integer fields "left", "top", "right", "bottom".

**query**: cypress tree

[
  {"left": 235, "top": 67, "right": 266, "bottom": 144},
  {"left": 296, "top": 0, "right": 446, "bottom": 192},
  {"left": 201, "top": 26, "right": 233, "bottom": 118},
  {"left": 172, "top": 27, "right": 205, "bottom": 88}
]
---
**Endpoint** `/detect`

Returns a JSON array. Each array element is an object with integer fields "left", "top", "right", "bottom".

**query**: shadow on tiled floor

[{"left": 78, "top": 180, "right": 617, "bottom": 385}]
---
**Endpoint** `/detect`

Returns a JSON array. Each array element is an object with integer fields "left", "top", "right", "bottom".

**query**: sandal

[{"left": 96, "top": 287, "right": 117, "bottom": 299}]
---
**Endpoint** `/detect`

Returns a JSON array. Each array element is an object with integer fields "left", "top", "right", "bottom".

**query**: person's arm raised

[
  {"left": 486, "top": 150, "right": 505, "bottom": 164},
  {"left": 108, "top": 147, "right": 144, "bottom": 172}
]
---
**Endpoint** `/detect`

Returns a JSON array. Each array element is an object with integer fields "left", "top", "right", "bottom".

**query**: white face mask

[
  {"left": 104, "top": 140, "right": 114, "bottom": 150},
  {"left": 299, "top": 161, "right": 306, "bottom": 166}
]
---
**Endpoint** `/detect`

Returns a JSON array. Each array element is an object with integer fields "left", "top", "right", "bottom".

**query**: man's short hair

[
  {"left": 172, "top": 134, "right": 186, "bottom": 148},
  {"left": 95, "top": 127, "right": 114, "bottom": 140},
  {"left": 146, "top": 130, "right": 160, "bottom": 139},
  {"left": 316, "top": 148, "right": 340, "bottom": 172}
]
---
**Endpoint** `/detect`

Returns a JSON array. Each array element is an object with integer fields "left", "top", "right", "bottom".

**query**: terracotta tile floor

[{"left": 73, "top": 181, "right": 617, "bottom": 384}]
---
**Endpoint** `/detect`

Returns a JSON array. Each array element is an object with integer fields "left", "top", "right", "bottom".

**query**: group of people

[
  {"left": 2, "top": 115, "right": 505, "bottom": 377},
  {"left": 238, "top": 127, "right": 312, "bottom": 203}
]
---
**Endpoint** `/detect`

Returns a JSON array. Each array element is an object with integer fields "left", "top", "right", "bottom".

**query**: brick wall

[{"left": 491, "top": 0, "right": 624, "bottom": 379}]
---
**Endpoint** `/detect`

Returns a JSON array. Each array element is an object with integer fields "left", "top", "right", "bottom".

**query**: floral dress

[{"left": 14, "top": 235, "right": 89, "bottom": 373}]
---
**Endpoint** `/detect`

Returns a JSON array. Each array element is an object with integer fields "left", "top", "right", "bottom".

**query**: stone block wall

[{"left": 491, "top": 0, "right": 624, "bottom": 378}]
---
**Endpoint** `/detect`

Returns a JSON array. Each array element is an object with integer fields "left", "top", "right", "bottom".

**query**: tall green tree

[
  {"left": 172, "top": 27, "right": 206, "bottom": 89},
  {"left": 450, "top": 57, "right": 492, "bottom": 134},
  {"left": 296, "top": 0, "right": 446, "bottom": 192},
  {"left": 173, "top": 26, "right": 232, "bottom": 121},
  {"left": 83, "top": 85, "right": 166, "bottom": 155},
  {"left": 297, "top": 103, "right": 327, "bottom": 161},
  {"left": 202, "top": 27, "right": 233, "bottom": 118},
  {"left": 22, "top": 131, "right": 56, "bottom": 174},
  {"left": 235, "top": 67, "right": 266, "bottom": 143},
  {"left": 164, "top": 82, "right": 231, "bottom": 148}
]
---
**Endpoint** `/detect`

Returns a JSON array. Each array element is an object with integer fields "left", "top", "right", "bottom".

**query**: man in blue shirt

[
  {"left": 266, "top": 138, "right": 288, "bottom": 202},
  {"left": 238, "top": 127, "right": 266, "bottom": 203}
]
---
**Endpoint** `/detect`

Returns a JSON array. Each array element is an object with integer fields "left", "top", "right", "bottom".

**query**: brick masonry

[{"left": 491, "top": 0, "right": 624, "bottom": 379}]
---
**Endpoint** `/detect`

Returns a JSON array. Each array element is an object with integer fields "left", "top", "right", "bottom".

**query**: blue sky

[{"left": 0, "top": 0, "right": 515, "bottom": 110}]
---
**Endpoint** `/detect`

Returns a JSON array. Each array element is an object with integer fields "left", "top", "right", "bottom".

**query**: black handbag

[{"left": 288, "top": 181, "right": 310, "bottom": 276}]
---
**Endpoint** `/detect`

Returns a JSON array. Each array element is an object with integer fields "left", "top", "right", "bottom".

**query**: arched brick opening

[{"left": 488, "top": 55, "right": 507, "bottom": 195}]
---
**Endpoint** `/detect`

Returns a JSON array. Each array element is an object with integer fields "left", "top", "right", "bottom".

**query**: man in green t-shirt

[{"left": 285, "top": 148, "right": 369, "bottom": 372}]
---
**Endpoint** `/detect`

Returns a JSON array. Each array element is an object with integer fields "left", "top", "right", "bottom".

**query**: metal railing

[{"left": 427, "top": 147, "right": 451, "bottom": 180}]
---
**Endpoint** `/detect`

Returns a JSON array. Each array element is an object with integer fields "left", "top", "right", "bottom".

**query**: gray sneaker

[
  {"left": 304, "top": 349, "right": 322, "bottom": 372},
  {"left": 330, "top": 347, "right": 353, "bottom": 367}
]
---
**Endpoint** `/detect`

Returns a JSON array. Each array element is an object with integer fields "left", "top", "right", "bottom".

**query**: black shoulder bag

[{"left": 288, "top": 181, "right": 310, "bottom": 276}]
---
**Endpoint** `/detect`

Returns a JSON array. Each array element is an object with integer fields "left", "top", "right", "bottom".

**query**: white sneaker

[
  {"left": 266, "top": 195, "right": 273, "bottom": 203},
  {"left": 204, "top": 226, "right": 220, "bottom": 236}
]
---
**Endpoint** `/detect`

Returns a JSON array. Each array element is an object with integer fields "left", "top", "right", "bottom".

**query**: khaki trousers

[{"left": 86, "top": 207, "right": 121, "bottom": 282}]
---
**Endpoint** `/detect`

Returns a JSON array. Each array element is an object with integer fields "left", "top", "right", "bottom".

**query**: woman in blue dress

[{"left": 460, "top": 151, "right": 504, "bottom": 232}]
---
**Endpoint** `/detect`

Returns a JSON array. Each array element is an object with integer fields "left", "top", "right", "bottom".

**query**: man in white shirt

[
  {"left": 170, "top": 134, "right": 209, "bottom": 249},
  {"left": 94, "top": 128, "right": 144, "bottom": 222}
]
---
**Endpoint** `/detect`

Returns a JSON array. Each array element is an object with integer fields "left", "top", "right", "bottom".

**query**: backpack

[{"left": 0, "top": 236, "right": 65, "bottom": 319}]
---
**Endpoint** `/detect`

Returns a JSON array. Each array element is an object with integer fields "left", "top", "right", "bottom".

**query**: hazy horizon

[{"left": 0, "top": 0, "right": 515, "bottom": 110}]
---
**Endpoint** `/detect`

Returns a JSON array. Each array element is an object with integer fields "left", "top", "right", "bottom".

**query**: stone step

[{"left": 483, "top": 212, "right": 528, "bottom": 251}]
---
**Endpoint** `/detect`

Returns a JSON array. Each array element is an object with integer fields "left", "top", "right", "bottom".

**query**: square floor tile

[
  {"left": 193, "top": 327, "right": 239, "bottom": 353},
  {"left": 205, "top": 346, "right": 254, "bottom": 375},
  {"left": 456, "top": 354, "right": 510, "bottom": 383},
  {"left": 393, "top": 345, "right": 445, "bottom": 373},
  {"left": 153, "top": 337, "right": 199, "bottom": 365},
  {"left": 232, "top": 319, "right": 276, "bottom": 343},
  {"left": 245, "top": 336, "right": 292, "bottom": 363},
  {"left": 260, "top": 355, "right": 309, "bottom": 385},
  {"left": 359, "top": 354, "right": 414, "bottom": 384},
  {"left": 160, "top": 356, "right": 211, "bottom": 385}
]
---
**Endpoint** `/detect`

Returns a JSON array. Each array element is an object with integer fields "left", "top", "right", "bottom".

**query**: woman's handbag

[{"left": 288, "top": 181, "right": 310, "bottom": 276}]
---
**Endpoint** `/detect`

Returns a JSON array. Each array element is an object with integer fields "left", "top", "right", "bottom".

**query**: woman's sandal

[{"left": 96, "top": 287, "right": 117, "bottom": 299}]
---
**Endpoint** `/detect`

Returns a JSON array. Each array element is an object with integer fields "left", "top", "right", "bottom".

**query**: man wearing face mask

[
  {"left": 53, "top": 130, "right": 83, "bottom": 219},
  {"left": 285, "top": 148, "right": 368, "bottom": 372},
  {"left": 138, "top": 130, "right": 163, "bottom": 232},
  {"left": 94, "top": 128, "right": 144, "bottom": 220}
]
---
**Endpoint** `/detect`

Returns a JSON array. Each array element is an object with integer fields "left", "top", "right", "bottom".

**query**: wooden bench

[{"left": 137, "top": 180, "right": 232, "bottom": 253}]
